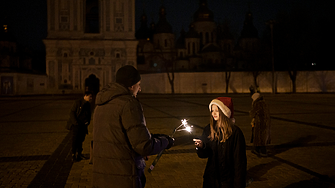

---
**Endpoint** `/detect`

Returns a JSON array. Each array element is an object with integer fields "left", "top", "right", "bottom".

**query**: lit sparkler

[
  {"left": 173, "top": 119, "right": 193, "bottom": 135},
  {"left": 148, "top": 119, "right": 193, "bottom": 173}
]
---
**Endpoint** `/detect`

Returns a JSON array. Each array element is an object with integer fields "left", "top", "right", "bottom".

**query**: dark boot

[
  {"left": 77, "top": 152, "right": 87, "bottom": 160},
  {"left": 259, "top": 146, "right": 268, "bottom": 157},
  {"left": 77, "top": 153, "right": 83, "bottom": 161},
  {"left": 251, "top": 146, "right": 260, "bottom": 156}
]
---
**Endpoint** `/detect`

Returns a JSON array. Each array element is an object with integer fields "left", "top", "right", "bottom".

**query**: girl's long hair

[{"left": 208, "top": 107, "right": 233, "bottom": 143}]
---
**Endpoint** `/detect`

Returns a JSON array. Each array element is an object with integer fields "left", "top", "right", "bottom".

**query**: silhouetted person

[
  {"left": 250, "top": 93, "right": 271, "bottom": 157},
  {"left": 67, "top": 91, "right": 93, "bottom": 162}
]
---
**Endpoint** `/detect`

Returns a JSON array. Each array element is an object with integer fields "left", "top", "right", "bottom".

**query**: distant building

[
  {"left": 0, "top": 18, "right": 46, "bottom": 95},
  {"left": 136, "top": 5, "right": 175, "bottom": 73},
  {"left": 135, "top": 0, "right": 260, "bottom": 73},
  {"left": 43, "top": 0, "right": 138, "bottom": 94},
  {"left": 40, "top": 0, "right": 260, "bottom": 94},
  {"left": 0, "top": 22, "right": 19, "bottom": 71},
  {"left": 234, "top": 10, "right": 261, "bottom": 70}
]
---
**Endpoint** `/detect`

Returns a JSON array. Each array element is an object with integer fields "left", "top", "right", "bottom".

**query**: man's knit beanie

[{"left": 116, "top": 65, "right": 141, "bottom": 87}]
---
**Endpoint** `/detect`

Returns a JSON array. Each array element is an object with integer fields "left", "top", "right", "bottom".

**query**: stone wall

[
  {"left": 0, "top": 73, "right": 47, "bottom": 95},
  {"left": 141, "top": 71, "right": 335, "bottom": 94}
]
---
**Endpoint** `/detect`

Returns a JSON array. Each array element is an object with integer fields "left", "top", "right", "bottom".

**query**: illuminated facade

[{"left": 44, "top": 0, "right": 138, "bottom": 94}]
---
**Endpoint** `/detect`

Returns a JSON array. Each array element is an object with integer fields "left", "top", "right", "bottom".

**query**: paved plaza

[{"left": 0, "top": 93, "right": 335, "bottom": 188}]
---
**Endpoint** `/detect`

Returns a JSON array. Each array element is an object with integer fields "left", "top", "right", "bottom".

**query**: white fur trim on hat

[
  {"left": 209, "top": 99, "right": 231, "bottom": 118},
  {"left": 251, "top": 93, "right": 260, "bottom": 102}
]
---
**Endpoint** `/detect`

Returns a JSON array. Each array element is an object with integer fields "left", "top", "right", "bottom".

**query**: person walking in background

[
  {"left": 67, "top": 91, "right": 93, "bottom": 162},
  {"left": 194, "top": 97, "right": 247, "bottom": 188},
  {"left": 92, "top": 65, "right": 174, "bottom": 188},
  {"left": 249, "top": 92, "right": 271, "bottom": 157}
]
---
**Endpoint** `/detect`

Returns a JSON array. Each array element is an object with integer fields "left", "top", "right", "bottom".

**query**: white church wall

[
  {"left": 308, "top": 71, "right": 335, "bottom": 92},
  {"left": 0, "top": 73, "right": 47, "bottom": 95},
  {"left": 140, "top": 71, "right": 335, "bottom": 94},
  {"left": 140, "top": 73, "right": 165, "bottom": 93}
]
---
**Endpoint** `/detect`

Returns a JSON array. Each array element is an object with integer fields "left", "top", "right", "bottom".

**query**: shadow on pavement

[
  {"left": 269, "top": 135, "right": 317, "bottom": 156},
  {"left": 285, "top": 177, "right": 335, "bottom": 188},
  {"left": 247, "top": 161, "right": 281, "bottom": 181}
]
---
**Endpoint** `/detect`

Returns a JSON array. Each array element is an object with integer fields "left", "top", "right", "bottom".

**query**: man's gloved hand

[
  {"left": 165, "top": 135, "right": 174, "bottom": 149},
  {"left": 151, "top": 134, "right": 174, "bottom": 149},
  {"left": 151, "top": 134, "right": 165, "bottom": 138}
]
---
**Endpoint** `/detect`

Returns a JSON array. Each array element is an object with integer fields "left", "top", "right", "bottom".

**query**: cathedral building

[
  {"left": 136, "top": 6, "right": 175, "bottom": 73},
  {"left": 43, "top": 0, "right": 138, "bottom": 94},
  {"left": 136, "top": 0, "right": 259, "bottom": 73},
  {"left": 42, "top": 0, "right": 260, "bottom": 94}
]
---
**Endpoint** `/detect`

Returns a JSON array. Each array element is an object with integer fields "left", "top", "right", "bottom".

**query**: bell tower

[{"left": 44, "top": 0, "right": 138, "bottom": 94}]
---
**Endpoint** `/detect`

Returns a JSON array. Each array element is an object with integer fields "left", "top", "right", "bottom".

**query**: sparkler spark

[
  {"left": 182, "top": 119, "right": 187, "bottom": 125},
  {"left": 185, "top": 126, "right": 192, "bottom": 132},
  {"left": 174, "top": 119, "right": 193, "bottom": 134}
]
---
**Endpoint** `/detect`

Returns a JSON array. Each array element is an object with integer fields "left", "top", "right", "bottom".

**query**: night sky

[
  {"left": 136, "top": 0, "right": 295, "bottom": 39},
  {"left": 0, "top": 0, "right": 333, "bottom": 55},
  {"left": 0, "top": 0, "right": 47, "bottom": 51}
]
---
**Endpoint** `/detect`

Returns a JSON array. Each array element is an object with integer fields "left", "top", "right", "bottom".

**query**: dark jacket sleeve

[
  {"left": 68, "top": 99, "right": 80, "bottom": 126},
  {"left": 233, "top": 126, "right": 247, "bottom": 188},
  {"left": 121, "top": 99, "right": 168, "bottom": 156},
  {"left": 77, "top": 102, "right": 91, "bottom": 125},
  {"left": 86, "top": 104, "right": 91, "bottom": 125},
  {"left": 196, "top": 125, "right": 211, "bottom": 158}
]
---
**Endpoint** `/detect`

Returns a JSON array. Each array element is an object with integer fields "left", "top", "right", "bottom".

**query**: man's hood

[{"left": 95, "top": 83, "right": 130, "bottom": 105}]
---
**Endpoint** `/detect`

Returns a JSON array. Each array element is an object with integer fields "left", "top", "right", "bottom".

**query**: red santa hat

[{"left": 209, "top": 97, "right": 235, "bottom": 122}]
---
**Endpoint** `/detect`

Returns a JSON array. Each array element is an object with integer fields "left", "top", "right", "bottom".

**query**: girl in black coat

[{"left": 194, "top": 97, "right": 247, "bottom": 188}]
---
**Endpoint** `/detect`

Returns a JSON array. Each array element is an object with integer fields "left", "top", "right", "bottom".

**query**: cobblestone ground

[{"left": 0, "top": 93, "right": 335, "bottom": 188}]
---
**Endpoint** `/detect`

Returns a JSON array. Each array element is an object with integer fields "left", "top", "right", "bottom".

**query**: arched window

[
  {"left": 192, "top": 42, "right": 195, "bottom": 54},
  {"left": 115, "top": 50, "right": 121, "bottom": 58},
  {"left": 85, "top": 0, "right": 99, "bottom": 33},
  {"left": 89, "top": 58, "right": 95, "bottom": 64},
  {"left": 205, "top": 32, "right": 209, "bottom": 44},
  {"left": 85, "top": 74, "right": 100, "bottom": 94}
]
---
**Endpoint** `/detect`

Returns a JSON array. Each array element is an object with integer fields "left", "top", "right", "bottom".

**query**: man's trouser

[{"left": 72, "top": 127, "right": 86, "bottom": 154}]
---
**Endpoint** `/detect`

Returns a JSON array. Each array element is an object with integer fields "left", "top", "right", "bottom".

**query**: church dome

[
  {"left": 155, "top": 6, "right": 173, "bottom": 34},
  {"left": 193, "top": 0, "right": 214, "bottom": 22},
  {"left": 240, "top": 11, "right": 258, "bottom": 38},
  {"left": 185, "top": 24, "right": 200, "bottom": 38},
  {"left": 216, "top": 23, "right": 234, "bottom": 40},
  {"left": 135, "top": 13, "right": 150, "bottom": 39},
  {"left": 0, "top": 18, "right": 16, "bottom": 42}
]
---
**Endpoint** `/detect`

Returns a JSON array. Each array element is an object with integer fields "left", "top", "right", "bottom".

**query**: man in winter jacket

[
  {"left": 67, "top": 91, "right": 93, "bottom": 162},
  {"left": 92, "top": 65, "right": 174, "bottom": 188}
]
